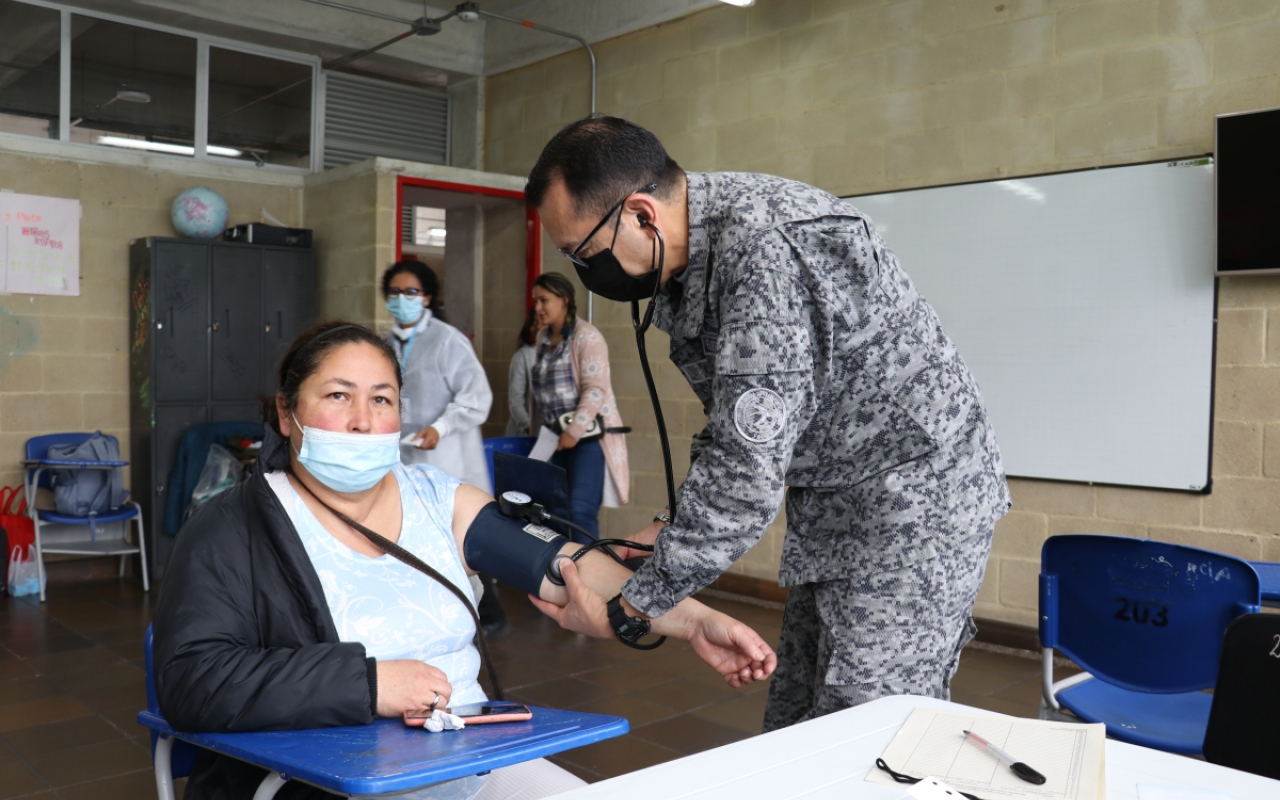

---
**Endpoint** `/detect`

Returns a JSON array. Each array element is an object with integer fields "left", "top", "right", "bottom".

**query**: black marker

[{"left": 962, "top": 730, "right": 1047, "bottom": 785}]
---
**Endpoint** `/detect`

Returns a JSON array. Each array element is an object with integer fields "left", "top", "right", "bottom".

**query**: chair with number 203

[{"left": 1038, "top": 534, "right": 1261, "bottom": 755}]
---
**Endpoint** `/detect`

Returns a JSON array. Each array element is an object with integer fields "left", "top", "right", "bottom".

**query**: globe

[{"left": 171, "top": 186, "right": 229, "bottom": 240}]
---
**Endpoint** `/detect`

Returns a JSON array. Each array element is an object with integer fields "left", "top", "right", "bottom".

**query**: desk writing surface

[
  {"left": 554, "top": 695, "right": 1280, "bottom": 800},
  {"left": 137, "top": 707, "right": 627, "bottom": 796}
]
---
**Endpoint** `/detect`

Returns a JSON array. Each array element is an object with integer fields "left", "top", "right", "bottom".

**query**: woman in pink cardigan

[{"left": 528, "top": 272, "right": 629, "bottom": 539}]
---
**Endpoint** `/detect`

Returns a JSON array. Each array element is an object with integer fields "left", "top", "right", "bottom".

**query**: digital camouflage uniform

[{"left": 619, "top": 171, "right": 1011, "bottom": 730}]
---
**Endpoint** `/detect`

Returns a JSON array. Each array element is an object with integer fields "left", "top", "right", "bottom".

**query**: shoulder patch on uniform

[{"left": 734, "top": 388, "right": 786, "bottom": 443}]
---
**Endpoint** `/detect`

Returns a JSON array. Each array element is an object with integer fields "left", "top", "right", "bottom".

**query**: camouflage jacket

[{"left": 622, "top": 171, "right": 1011, "bottom": 617}]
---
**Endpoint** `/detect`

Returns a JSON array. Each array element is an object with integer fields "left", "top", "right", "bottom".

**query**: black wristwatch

[{"left": 606, "top": 593, "right": 665, "bottom": 650}]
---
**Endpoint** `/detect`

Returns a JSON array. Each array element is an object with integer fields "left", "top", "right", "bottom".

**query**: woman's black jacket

[{"left": 152, "top": 457, "right": 376, "bottom": 800}]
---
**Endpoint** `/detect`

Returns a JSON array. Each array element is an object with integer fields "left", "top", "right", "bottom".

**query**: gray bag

[{"left": 47, "top": 432, "right": 127, "bottom": 516}]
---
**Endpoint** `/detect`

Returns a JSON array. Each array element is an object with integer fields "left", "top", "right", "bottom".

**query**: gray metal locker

[{"left": 129, "top": 237, "right": 316, "bottom": 579}]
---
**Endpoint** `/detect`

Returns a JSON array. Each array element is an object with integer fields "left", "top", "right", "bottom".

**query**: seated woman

[{"left": 153, "top": 321, "right": 776, "bottom": 800}]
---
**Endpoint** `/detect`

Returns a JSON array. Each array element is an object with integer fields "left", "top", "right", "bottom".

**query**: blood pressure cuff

[{"left": 462, "top": 502, "right": 570, "bottom": 596}]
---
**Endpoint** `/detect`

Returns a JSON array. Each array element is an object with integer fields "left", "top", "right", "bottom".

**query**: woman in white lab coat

[{"left": 382, "top": 261, "right": 493, "bottom": 494}]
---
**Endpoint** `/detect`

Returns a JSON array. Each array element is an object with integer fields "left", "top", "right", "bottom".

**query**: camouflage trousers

[{"left": 762, "top": 523, "right": 994, "bottom": 732}]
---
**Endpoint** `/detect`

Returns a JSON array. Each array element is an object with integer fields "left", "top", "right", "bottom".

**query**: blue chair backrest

[
  {"left": 144, "top": 624, "right": 198, "bottom": 778},
  {"left": 1040, "top": 535, "right": 1261, "bottom": 694},
  {"left": 25, "top": 432, "right": 122, "bottom": 490},
  {"left": 482, "top": 436, "right": 537, "bottom": 492}
]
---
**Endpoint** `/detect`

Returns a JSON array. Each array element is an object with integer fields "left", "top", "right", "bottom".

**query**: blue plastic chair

[
  {"left": 139, "top": 625, "right": 629, "bottom": 799},
  {"left": 22, "top": 433, "right": 149, "bottom": 602},
  {"left": 482, "top": 436, "right": 536, "bottom": 493},
  {"left": 143, "top": 626, "right": 199, "bottom": 798},
  {"left": 1038, "top": 535, "right": 1261, "bottom": 755}
]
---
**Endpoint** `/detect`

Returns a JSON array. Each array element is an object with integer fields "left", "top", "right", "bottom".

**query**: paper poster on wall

[{"left": 0, "top": 192, "right": 80, "bottom": 296}]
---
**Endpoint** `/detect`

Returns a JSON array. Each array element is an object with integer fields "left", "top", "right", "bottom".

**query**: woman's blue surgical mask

[
  {"left": 291, "top": 413, "right": 400, "bottom": 493},
  {"left": 386, "top": 294, "right": 425, "bottom": 325}
]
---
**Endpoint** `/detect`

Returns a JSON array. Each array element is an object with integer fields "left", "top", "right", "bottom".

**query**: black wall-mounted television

[{"left": 1216, "top": 106, "right": 1280, "bottom": 276}]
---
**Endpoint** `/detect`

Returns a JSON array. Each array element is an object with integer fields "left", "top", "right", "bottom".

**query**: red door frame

[{"left": 395, "top": 175, "right": 541, "bottom": 311}]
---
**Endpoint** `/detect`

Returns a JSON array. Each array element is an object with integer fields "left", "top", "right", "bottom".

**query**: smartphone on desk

[{"left": 404, "top": 702, "right": 533, "bottom": 726}]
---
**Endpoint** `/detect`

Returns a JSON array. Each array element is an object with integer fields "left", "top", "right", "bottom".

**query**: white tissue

[{"left": 421, "top": 709, "right": 466, "bottom": 733}]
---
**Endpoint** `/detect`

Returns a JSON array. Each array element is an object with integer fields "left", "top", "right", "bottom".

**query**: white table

[{"left": 556, "top": 695, "right": 1279, "bottom": 799}]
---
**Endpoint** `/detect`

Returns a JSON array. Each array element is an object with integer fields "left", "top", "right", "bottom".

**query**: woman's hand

[
  {"left": 557, "top": 430, "right": 579, "bottom": 451},
  {"left": 375, "top": 659, "right": 453, "bottom": 717},
  {"left": 413, "top": 426, "right": 441, "bottom": 450}
]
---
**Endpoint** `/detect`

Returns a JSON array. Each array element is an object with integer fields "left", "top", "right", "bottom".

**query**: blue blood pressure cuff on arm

[{"left": 462, "top": 502, "right": 570, "bottom": 596}]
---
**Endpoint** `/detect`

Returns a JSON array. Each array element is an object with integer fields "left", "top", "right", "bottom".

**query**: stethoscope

[{"left": 633, "top": 216, "right": 679, "bottom": 520}]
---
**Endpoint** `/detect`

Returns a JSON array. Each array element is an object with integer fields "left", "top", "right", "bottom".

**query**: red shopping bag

[{"left": 0, "top": 486, "right": 35, "bottom": 555}]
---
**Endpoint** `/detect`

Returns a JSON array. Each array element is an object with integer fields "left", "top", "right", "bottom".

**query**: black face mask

[
  {"left": 567, "top": 183, "right": 661, "bottom": 303},
  {"left": 574, "top": 248, "right": 660, "bottom": 303}
]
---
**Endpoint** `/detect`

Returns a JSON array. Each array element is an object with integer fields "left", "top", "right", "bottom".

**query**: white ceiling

[{"left": 58, "top": 0, "right": 723, "bottom": 84}]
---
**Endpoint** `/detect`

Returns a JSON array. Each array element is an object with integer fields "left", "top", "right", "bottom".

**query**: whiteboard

[
  {"left": 0, "top": 192, "right": 80, "bottom": 296},
  {"left": 848, "top": 160, "right": 1215, "bottom": 492}
]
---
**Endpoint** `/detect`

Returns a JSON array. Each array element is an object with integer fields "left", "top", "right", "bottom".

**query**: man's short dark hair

[{"left": 525, "top": 117, "right": 683, "bottom": 216}]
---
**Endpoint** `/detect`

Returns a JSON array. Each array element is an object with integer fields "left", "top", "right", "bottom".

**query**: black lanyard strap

[
  {"left": 875, "top": 759, "right": 985, "bottom": 800},
  {"left": 285, "top": 467, "right": 504, "bottom": 701}
]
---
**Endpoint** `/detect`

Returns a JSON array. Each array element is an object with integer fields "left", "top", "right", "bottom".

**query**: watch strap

[{"left": 606, "top": 593, "right": 665, "bottom": 650}]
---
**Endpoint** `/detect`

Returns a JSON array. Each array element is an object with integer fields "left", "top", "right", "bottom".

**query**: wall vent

[{"left": 323, "top": 71, "right": 448, "bottom": 169}]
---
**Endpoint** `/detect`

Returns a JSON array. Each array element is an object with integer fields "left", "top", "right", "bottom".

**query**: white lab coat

[{"left": 389, "top": 312, "right": 493, "bottom": 494}]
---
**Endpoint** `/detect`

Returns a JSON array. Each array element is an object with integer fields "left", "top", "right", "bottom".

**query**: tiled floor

[{"left": 0, "top": 579, "right": 1056, "bottom": 798}]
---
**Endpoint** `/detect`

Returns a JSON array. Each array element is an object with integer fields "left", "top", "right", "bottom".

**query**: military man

[{"left": 525, "top": 117, "right": 1010, "bottom": 730}]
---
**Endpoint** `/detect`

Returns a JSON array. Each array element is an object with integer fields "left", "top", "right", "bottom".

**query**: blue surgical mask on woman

[
  {"left": 291, "top": 413, "right": 401, "bottom": 493},
  {"left": 386, "top": 295, "right": 425, "bottom": 326}
]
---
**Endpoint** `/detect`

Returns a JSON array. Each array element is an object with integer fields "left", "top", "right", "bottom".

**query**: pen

[{"left": 961, "top": 730, "right": 1047, "bottom": 785}]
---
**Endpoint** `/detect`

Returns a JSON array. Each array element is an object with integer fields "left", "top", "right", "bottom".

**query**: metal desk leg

[
  {"left": 252, "top": 771, "right": 288, "bottom": 800},
  {"left": 154, "top": 735, "right": 176, "bottom": 800}
]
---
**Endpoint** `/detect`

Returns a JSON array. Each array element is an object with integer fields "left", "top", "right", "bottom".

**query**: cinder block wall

[
  {"left": 304, "top": 166, "right": 391, "bottom": 328},
  {"left": 482, "top": 0, "right": 1280, "bottom": 626},
  {"left": 0, "top": 148, "right": 301, "bottom": 496}
]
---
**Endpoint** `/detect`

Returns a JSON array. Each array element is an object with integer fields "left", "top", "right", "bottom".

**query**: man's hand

[
  {"left": 614, "top": 519, "right": 663, "bottom": 560},
  {"left": 556, "top": 430, "right": 579, "bottom": 451},
  {"left": 527, "top": 559, "right": 612, "bottom": 638},
  {"left": 684, "top": 608, "right": 778, "bottom": 688},
  {"left": 413, "top": 426, "right": 441, "bottom": 450},
  {"left": 375, "top": 659, "right": 453, "bottom": 717}
]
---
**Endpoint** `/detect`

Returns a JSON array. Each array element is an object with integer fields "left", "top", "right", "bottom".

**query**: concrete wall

[
  {"left": 482, "top": 0, "right": 1280, "bottom": 626},
  {"left": 304, "top": 164, "right": 395, "bottom": 329},
  {"left": 0, "top": 140, "right": 301, "bottom": 495}
]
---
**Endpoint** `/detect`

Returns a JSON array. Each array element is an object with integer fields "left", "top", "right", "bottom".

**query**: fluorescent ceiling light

[
  {"left": 717, "top": 0, "right": 754, "bottom": 6},
  {"left": 96, "top": 136, "right": 242, "bottom": 158},
  {"left": 427, "top": 227, "right": 446, "bottom": 237}
]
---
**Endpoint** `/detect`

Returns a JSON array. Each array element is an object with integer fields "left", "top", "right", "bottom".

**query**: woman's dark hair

[
  {"left": 381, "top": 260, "right": 445, "bottom": 322},
  {"left": 262, "top": 320, "right": 402, "bottom": 436},
  {"left": 517, "top": 305, "right": 539, "bottom": 347},
  {"left": 532, "top": 272, "right": 576, "bottom": 334},
  {"left": 524, "top": 116, "right": 684, "bottom": 216}
]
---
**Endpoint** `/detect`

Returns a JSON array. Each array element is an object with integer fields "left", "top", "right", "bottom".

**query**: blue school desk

[{"left": 137, "top": 707, "right": 628, "bottom": 798}]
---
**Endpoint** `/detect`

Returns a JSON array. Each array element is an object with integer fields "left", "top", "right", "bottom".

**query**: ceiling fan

[{"left": 301, "top": 0, "right": 596, "bottom": 113}]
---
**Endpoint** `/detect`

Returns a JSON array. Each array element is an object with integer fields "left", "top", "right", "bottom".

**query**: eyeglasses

[
  {"left": 563, "top": 183, "right": 658, "bottom": 269},
  {"left": 386, "top": 287, "right": 426, "bottom": 297}
]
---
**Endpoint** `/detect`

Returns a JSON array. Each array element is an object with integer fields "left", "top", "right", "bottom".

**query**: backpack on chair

[{"left": 46, "top": 432, "right": 127, "bottom": 516}]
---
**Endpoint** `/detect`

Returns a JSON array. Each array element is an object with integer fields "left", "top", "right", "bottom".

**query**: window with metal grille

[{"left": 323, "top": 71, "right": 448, "bottom": 170}]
